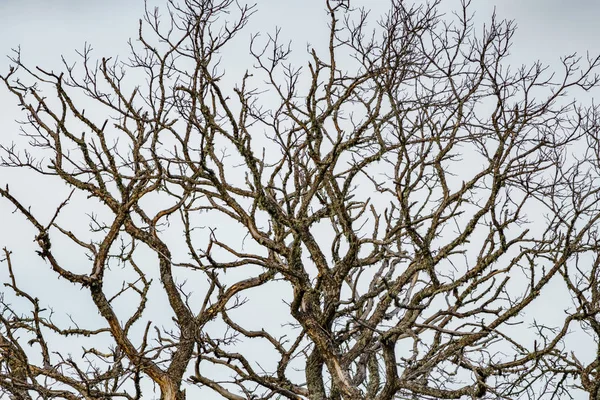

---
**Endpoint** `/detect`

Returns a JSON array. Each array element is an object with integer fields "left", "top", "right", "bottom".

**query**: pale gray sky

[{"left": 1, "top": 1, "right": 599, "bottom": 399}]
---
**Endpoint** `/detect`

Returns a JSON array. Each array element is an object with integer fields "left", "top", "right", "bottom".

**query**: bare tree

[{"left": 1, "top": 0, "right": 600, "bottom": 399}]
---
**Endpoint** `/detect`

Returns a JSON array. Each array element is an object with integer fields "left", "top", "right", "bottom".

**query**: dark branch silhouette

[{"left": 1, "top": 0, "right": 600, "bottom": 399}]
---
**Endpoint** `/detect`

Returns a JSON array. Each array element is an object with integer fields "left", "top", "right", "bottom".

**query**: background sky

[
  {"left": 2, "top": 0, "right": 598, "bottom": 149},
  {"left": 1, "top": 1, "right": 599, "bottom": 399}
]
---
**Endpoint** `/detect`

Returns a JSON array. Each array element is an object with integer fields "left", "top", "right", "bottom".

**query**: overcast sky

[
  {"left": 1, "top": 1, "right": 599, "bottom": 399},
  {"left": 1, "top": 0, "right": 599, "bottom": 67},
  {"left": 1, "top": 0, "right": 599, "bottom": 133},
  {"left": 2, "top": 0, "right": 599, "bottom": 138}
]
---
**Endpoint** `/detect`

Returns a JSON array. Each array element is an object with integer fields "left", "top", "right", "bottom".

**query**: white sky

[{"left": 1, "top": 1, "right": 599, "bottom": 399}]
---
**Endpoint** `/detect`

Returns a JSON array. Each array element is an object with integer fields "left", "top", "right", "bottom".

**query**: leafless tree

[{"left": 2, "top": 0, "right": 600, "bottom": 399}]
